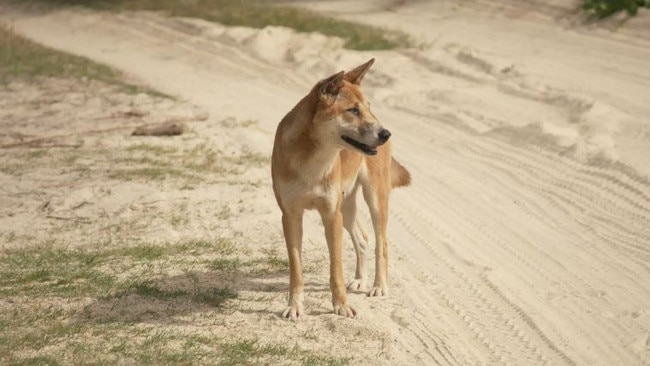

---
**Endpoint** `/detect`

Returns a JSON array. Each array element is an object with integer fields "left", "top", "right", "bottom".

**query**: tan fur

[{"left": 271, "top": 59, "right": 411, "bottom": 319}]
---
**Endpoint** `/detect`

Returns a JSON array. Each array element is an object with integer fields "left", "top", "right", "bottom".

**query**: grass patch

[
  {"left": 0, "top": 246, "right": 116, "bottom": 297},
  {"left": 108, "top": 166, "right": 189, "bottom": 182},
  {"left": 0, "top": 235, "right": 350, "bottom": 365},
  {"left": 0, "top": 139, "right": 259, "bottom": 184},
  {"left": 582, "top": 0, "right": 650, "bottom": 18},
  {"left": 124, "top": 281, "right": 237, "bottom": 307},
  {"left": 0, "top": 24, "right": 116, "bottom": 83},
  {"left": 212, "top": 237, "right": 237, "bottom": 255},
  {"left": 0, "top": 238, "right": 231, "bottom": 297},
  {"left": 105, "top": 141, "right": 258, "bottom": 184},
  {"left": 219, "top": 338, "right": 350, "bottom": 366},
  {"left": 3, "top": 327, "right": 349, "bottom": 366},
  {"left": 11, "top": 355, "right": 63, "bottom": 366},
  {"left": 125, "top": 143, "right": 179, "bottom": 155},
  {"left": 0, "top": 24, "right": 164, "bottom": 96},
  {"left": 209, "top": 258, "right": 242, "bottom": 272},
  {"left": 22, "top": 0, "right": 410, "bottom": 50},
  {"left": 25, "top": 150, "right": 48, "bottom": 159},
  {"left": 226, "top": 150, "right": 270, "bottom": 167},
  {"left": 208, "top": 248, "right": 289, "bottom": 275}
]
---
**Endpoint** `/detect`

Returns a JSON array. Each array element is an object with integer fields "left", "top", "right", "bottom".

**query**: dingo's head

[{"left": 313, "top": 58, "right": 389, "bottom": 156}]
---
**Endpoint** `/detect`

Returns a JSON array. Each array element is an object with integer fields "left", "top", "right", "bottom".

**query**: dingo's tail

[{"left": 391, "top": 158, "right": 411, "bottom": 188}]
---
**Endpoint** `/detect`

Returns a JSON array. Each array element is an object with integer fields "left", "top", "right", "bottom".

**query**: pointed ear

[
  {"left": 319, "top": 70, "right": 345, "bottom": 96},
  {"left": 344, "top": 58, "right": 375, "bottom": 85}
]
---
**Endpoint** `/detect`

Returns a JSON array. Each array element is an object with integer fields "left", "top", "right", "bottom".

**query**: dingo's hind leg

[
  {"left": 362, "top": 160, "right": 391, "bottom": 297},
  {"left": 342, "top": 185, "right": 369, "bottom": 292}
]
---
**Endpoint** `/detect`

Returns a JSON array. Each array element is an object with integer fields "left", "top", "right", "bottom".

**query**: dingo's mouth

[{"left": 341, "top": 135, "right": 378, "bottom": 156}]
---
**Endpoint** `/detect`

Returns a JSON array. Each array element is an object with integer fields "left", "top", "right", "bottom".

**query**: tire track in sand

[
  {"left": 389, "top": 190, "right": 577, "bottom": 366},
  {"left": 380, "top": 98, "right": 650, "bottom": 365}
]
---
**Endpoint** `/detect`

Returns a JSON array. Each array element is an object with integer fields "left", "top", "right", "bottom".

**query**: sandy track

[{"left": 2, "top": 2, "right": 649, "bottom": 365}]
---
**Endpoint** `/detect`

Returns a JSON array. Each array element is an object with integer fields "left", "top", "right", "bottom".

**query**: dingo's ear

[
  {"left": 319, "top": 70, "right": 345, "bottom": 96},
  {"left": 344, "top": 58, "right": 375, "bottom": 85}
]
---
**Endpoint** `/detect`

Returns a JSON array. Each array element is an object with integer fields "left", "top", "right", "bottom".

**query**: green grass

[
  {"left": 0, "top": 236, "right": 280, "bottom": 300},
  {"left": 582, "top": 0, "right": 650, "bottom": 18},
  {"left": 125, "top": 143, "right": 179, "bottom": 155},
  {"left": 108, "top": 166, "right": 190, "bottom": 182},
  {"left": 218, "top": 338, "right": 350, "bottom": 366},
  {"left": 0, "top": 24, "right": 116, "bottom": 83},
  {"left": 21, "top": 0, "right": 410, "bottom": 50},
  {"left": 0, "top": 24, "right": 165, "bottom": 95},
  {"left": 0, "top": 238, "right": 232, "bottom": 297},
  {"left": 106, "top": 141, "right": 265, "bottom": 184},
  {"left": 4, "top": 306, "right": 358, "bottom": 365},
  {"left": 209, "top": 257, "right": 242, "bottom": 271},
  {"left": 0, "top": 234, "right": 347, "bottom": 365},
  {"left": 208, "top": 256, "right": 288, "bottom": 274},
  {"left": 1, "top": 138, "right": 263, "bottom": 185},
  {"left": 0, "top": 246, "right": 116, "bottom": 297},
  {"left": 3, "top": 328, "right": 349, "bottom": 365},
  {"left": 123, "top": 281, "right": 237, "bottom": 307},
  {"left": 208, "top": 246, "right": 289, "bottom": 275}
]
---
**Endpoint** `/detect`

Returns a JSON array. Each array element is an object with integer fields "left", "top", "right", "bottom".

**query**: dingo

[{"left": 271, "top": 59, "right": 411, "bottom": 319}]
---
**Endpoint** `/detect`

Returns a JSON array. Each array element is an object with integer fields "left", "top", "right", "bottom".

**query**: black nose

[{"left": 378, "top": 129, "right": 391, "bottom": 144}]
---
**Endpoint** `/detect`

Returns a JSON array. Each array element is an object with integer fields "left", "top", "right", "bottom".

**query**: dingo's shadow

[
  {"left": 75, "top": 269, "right": 330, "bottom": 324},
  {"left": 75, "top": 269, "right": 282, "bottom": 324}
]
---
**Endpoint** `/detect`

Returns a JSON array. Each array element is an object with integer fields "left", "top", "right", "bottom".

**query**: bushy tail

[{"left": 391, "top": 158, "right": 411, "bottom": 188}]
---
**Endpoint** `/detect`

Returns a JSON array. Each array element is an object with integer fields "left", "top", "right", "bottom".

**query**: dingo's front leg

[
  {"left": 281, "top": 211, "right": 305, "bottom": 320},
  {"left": 317, "top": 202, "right": 357, "bottom": 318}
]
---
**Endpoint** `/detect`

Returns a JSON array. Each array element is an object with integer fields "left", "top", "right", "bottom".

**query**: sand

[{"left": 1, "top": 1, "right": 649, "bottom": 365}]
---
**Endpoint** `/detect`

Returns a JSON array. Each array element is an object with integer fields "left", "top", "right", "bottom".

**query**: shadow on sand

[{"left": 74, "top": 268, "right": 330, "bottom": 324}]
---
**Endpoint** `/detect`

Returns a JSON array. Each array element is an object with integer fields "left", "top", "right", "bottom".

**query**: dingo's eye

[{"left": 347, "top": 107, "right": 360, "bottom": 117}]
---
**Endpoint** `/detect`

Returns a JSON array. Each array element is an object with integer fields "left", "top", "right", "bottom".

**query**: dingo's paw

[
  {"left": 333, "top": 303, "right": 357, "bottom": 318},
  {"left": 281, "top": 303, "right": 304, "bottom": 321},
  {"left": 346, "top": 279, "right": 367, "bottom": 293},
  {"left": 367, "top": 284, "right": 388, "bottom": 297}
]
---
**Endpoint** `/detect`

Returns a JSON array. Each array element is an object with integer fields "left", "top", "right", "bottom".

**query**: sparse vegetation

[
  {"left": 582, "top": 0, "right": 650, "bottom": 18},
  {"left": 109, "top": 166, "right": 189, "bottom": 182},
  {"left": 1, "top": 137, "right": 264, "bottom": 186},
  {"left": 0, "top": 239, "right": 225, "bottom": 297},
  {"left": 1, "top": 309, "right": 350, "bottom": 365},
  {"left": 0, "top": 236, "right": 328, "bottom": 364},
  {"left": 17, "top": 0, "right": 410, "bottom": 50},
  {"left": 123, "top": 280, "right": 237, "bottom": 307},
  {"left": 109, "top": 140, "right": 266, "bottom": 183},
  {"left": 0, "top": 24, "right": 115, "bottom": 83},
  {"left": 218, "top": 338, "right": 350, "bottom": 366},
  {"left": 208, "top": 253, "right": 289, "bottom": 275},
  {"left": 0, "top": 25, "right": 162, "bottom": 96}
]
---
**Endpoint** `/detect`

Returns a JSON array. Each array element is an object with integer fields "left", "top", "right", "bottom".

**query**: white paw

[
  {"left": 347, "top": 278, "right": 367, "bottom": 293},
  {"left": 367, "top": 284, "right": 388, "bottom": 297}
]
